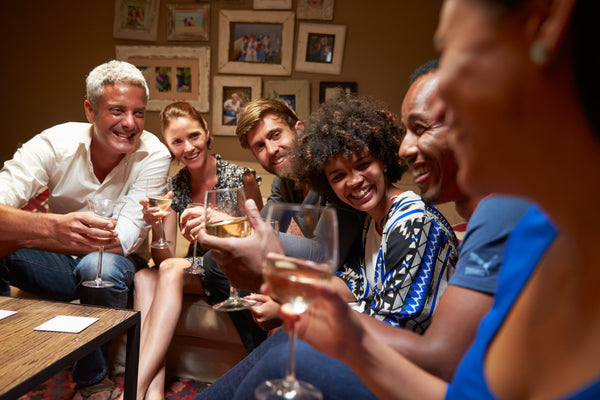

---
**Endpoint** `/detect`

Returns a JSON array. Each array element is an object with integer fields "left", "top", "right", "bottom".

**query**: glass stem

[
  {"left": 95, "top": 246, "right": 104, "bottom": 283},
  {"left": 191, "top": 240, "right": 197, "bottom": 267},
  {"left": 229, "top": 284, "right": 239, "bottom": 299},
  {"left": 158, "top": 218, "right": 166, "bottom": 243},
  {"left": 284, "top": 322, "right": 299, "bottom": 385}
]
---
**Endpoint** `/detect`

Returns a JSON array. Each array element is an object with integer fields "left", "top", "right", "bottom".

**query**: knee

[
  {"left": 157, "top": 258, "right": 188, "bottom": 286},
  {"left": 77, "top": 253, "right": 135, "bottom": 288}
]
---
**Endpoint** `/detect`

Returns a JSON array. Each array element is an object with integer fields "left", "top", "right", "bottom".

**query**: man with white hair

[{"left": 0, "top": 60, "right": 170, "bottom": 399}]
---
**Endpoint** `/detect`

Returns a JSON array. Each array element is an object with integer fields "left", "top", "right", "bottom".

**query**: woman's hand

[
  {"left": 181, "top": 204, "right": 205, "bottom": 242},
  {"left": 248, "top": 292, "right": 282, "bottom": 331},
  {"left": 140, "top": 191, "right": 173, "bottom": 227}
]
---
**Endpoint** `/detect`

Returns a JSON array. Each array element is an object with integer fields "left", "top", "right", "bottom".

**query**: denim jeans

[
  {"left": 195, "top": 329, "right": 377, "bottom": 400},
  {"left": 0, "top": 249, "right": 135, "bottom": 387}
]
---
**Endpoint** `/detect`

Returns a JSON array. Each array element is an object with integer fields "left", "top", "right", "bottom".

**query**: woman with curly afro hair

[{"left": 290, "top": 94, "right": 458, "bottom": 331}]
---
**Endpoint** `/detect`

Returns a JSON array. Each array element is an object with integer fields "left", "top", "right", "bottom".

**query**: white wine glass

[
  {"left": 256, "top": 203, "right": 339, "bottom": 400},
  {"left": 83, "top": 198, "right": 126, "bottom": 288},
  {"left": 184, "top": 202, "right": 204, "bottom": 275},
  {"left": 205, "top": 188, "right": 258, "bottom": 311},
  {"left": 145, "top": 176, "right": 173, "bottom": 249}
]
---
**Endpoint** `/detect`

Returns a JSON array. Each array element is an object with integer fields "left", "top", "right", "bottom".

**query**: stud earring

[{"left": 530, "top": 41, "right": 549, "bottom": 65}]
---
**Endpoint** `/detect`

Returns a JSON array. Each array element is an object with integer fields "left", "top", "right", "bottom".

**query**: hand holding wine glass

[
  {"left": 256, "top": 203, "right": 338, "bottom": 400},
  {"left": 205, "top": 188, "right": 258, "bottom": 311},
  {"left": 83, "top": 198, "right": 126, "bottom": 288},
  {"left": 182, "top": 203, "right": 204, "bottom": 274},
  {"left": 145, "top": 176, "right": 173, "bottom": 249}
]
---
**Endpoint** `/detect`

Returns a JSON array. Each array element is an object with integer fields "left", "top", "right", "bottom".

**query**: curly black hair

[{"left": 291, "top": 94, "right": 407, "bottom": 199}]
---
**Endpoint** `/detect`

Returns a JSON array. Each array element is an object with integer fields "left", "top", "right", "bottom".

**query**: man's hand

[{"left": 198, "top": 199, "right": 283, "bottom": 292}]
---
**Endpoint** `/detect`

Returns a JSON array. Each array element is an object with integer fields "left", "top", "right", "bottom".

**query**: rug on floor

[{"left": 17, "top": 368, "right": 210, "bottom": 400}]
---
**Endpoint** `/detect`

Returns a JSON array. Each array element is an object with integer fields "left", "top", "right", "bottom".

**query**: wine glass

[
  {"left": 205, "top": 188, "right": 258, "bottom": 311},
  {"left": 145, "top": 176, "right": 173, "bottom": 249},
  {"left": 184, "top": 203, "right": 204, "bottom": 274},
  {"left": 255, "top": 203, "right": 339, "bottom": 400},
  {"left": 83, "top": 198, "right": 126, "bottom": 288}
]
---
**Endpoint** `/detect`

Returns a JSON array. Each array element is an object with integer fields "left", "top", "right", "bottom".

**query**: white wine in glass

[
  {"left": 83, "top": 198, "right": 126, "bottom": 288},
  {"left": 184, "top": 203, "right": 204, "bottom": 275},
  {"left": 256, "top": 203, "right": 338, "bottom": 400},
  {"left": 205, "top": 188, "right": 257, "bottom": 311},
  {"left": 145, "top": 176, "right": 173, "bottom": 249}
]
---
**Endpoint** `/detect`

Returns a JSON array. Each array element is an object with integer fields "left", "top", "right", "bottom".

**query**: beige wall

[
  {"left": 0, "top": 0, "right": 442, "bottom": 165},
  {"left": 0, "top": 1, "right": 461, "bottom": 222}
]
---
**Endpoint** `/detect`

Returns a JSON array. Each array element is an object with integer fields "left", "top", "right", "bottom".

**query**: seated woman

[
  {"left": 133, "top": 101, "right": 263, "bottom": 400},
  {"left": 197, "top": 94, "right": 459, "bottom": 399}
]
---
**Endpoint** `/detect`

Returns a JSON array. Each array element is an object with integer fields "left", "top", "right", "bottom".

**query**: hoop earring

[{"left": 530, "top": 41, "right": 549, "bottom": 65}]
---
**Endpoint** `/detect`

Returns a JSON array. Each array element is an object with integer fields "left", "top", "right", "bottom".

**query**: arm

[
  {"left": 357, "top": 285, "right": 493, "bottom": 381},
  {"left": 278, "top": 283, "right": 448, "bottom": 400}
]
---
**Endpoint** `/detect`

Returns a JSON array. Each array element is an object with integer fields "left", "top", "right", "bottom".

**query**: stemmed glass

[
  {"left": 256, "top": 203, "right": 339, "bottom": 400},
  {"left": 145, "top": 176, "right": 173, "bottom": 249},
  {"left": 83, "top": 198, "right": 126, "bottom": 288},
  {"left": 205, "top": 188, "right": 258, "bottom": 311},
  {"left": 184, "top": 203, "right": 204, "bottom": 274}
]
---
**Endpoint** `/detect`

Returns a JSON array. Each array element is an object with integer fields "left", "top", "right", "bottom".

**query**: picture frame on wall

[
  {"left": 263, "top": 79, "right": 310, "bottom": 119},
  {"left": 297, "top": 0, "right": 334, "bottom": 21},
  {"left": 253, "top": 0, "right": 292, "bottom": 9},
  {"left": 167, "top": 3, "right": 210, "bottom": 41},
  {"left": 295, "top": 23, "right": 346, "bottom": 75},
  {"left": 213, "top": 75, "right": 262, "bottom": 136},
  {"left": 218, "top": 10, "right": 295, "bottom": 76},
  {"left": 319, "top": 81, "right": 357, "bottom": 103},
  {"left": 113, "top": 0, "right": 160, "bottom": 41},
  {"left": 115, "top": 45, "right": 210, "bottom": 112}
]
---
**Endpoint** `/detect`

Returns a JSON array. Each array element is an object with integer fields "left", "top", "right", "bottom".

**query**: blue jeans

[
  {"left": 0, "top": 249, "right": 135, "bottom": 387},
  {"left": 196, "top": 329, "right": 377, "bottom": 400}
]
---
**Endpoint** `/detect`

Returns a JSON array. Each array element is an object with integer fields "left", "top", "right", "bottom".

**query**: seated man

[
  {"left": 0, "top": 60, "right": 171, "bottom": 399},
  {"left": 195, "top": 61, "right": 532, "bottom": 399}
]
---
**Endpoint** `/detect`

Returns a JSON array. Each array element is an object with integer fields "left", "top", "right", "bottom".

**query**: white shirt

[{"left": 0, "top": 122, "right": 171, "bottom": 257}]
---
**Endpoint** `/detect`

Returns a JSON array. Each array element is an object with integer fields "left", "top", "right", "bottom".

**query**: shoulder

[
  {"left": 32, "top": 122, "right": 92, "bottom": 155},
  {"left": 139, "top": 130, "right": 170, "bottom": 157}
]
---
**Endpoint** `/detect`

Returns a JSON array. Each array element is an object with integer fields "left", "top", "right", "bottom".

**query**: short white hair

[{"left": 85, "top": 60, "right": 149, "bottom": 109}]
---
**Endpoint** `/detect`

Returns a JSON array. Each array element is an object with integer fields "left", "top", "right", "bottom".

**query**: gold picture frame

[
  {"left": 167, "top": 3, "right": 211, "bottom": 41},
  {"left": 295, "top": 23, "right": 346, "bottom": 75}
]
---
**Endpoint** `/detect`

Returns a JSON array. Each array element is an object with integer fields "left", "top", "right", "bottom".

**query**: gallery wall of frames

[{"left": 0, "top": 0, "right": 442, "bottom": 165}]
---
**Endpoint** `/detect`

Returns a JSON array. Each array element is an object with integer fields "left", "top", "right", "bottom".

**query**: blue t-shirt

[
  {"left": 447, "top": 206, "right": 600, "bottom": 399},
  {"left": 449, "top": 195, "right": 532, "bottom": 294}
]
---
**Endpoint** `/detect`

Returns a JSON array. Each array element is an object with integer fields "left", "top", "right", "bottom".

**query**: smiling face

[
  {"left": 325, "top": 150, "right": 389, "bottom": 220},
  {"left": 163, "top": 116, "right": 211, "bottom": 171},
  {"left": 399, "top": 73, "right": 462, "bottom": 205},
  {"left": 85, "top": 82, "right": 146, "bottom": 158},
  {"left": 247, "top": 113, "right": 297, "bottom": 177},
  {"left": 435, "top": 0, "right": 531, "bottom": 196}
]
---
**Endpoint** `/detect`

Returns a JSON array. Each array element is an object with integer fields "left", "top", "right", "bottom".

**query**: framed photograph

[
  {"left": 297, "top": 0, "right": 334, "bottom": 21},
  {"left": 319, "top": 81, "right": 357, "bottom": 103},
  {"left": 264, "top": 79, "right": 310, "bottom": 119},
  {"left": 115, "top": 45, "right": 210, "bottom": 112},
  {"left": 167, "top": 3, "right": 210, "bottom": 41},
  {"left": 253, "top": 0, "right": 292, "bottom": 9},
  {"left": 212, "top": 75, "right": 262, "bottom": 136},
  {"left": 113, "top": 0, "right": 160, "bottom": 41},
  {"left": 295, "top": 23, "right": 346, "bottom": 75},
  {"left": 218, "top": 10, "right": 295, "bottom": 76}
]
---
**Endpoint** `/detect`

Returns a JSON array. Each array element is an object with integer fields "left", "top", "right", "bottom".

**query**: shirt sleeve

[
  {"left": 0, "top": 133, "right": 54, "bottom": 208},
  {"left": 116, "top": 148, "right": 172, "bottom": 256}
]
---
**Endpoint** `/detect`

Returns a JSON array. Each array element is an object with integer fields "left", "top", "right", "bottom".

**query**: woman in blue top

[{"left": 277, "top": 0, "right": 600, "bottom": 399}]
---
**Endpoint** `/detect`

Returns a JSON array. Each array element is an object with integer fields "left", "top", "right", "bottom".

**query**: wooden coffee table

[{"left": 0, "top": 296, "right": 140, "bottom": 400}]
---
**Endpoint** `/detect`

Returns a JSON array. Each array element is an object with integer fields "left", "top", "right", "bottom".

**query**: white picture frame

[
  {"left": 218, "top": 10, "right": 295, "bottom": 76},
  {"left": 212, "top": 75, "right": 262, "bottom": 136},
  {"left": 253, "top": 0, "right": 292, "bottom": 9},
  {"left": 263, "top": 79, "right": 310, "bottom": 119},
  {"left": 115, "top": 45, "right": 211, "bottom": 112},
  {"left": 295, "top": 23, "right": 346, "bottom": 75},
  {"left": 113, "top": 0, "right": 160, "bottom": 41}
]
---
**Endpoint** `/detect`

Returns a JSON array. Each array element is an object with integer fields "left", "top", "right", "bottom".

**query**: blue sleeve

[{"left": 449, "top": 195, "right": 533, "bottom": 294}]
